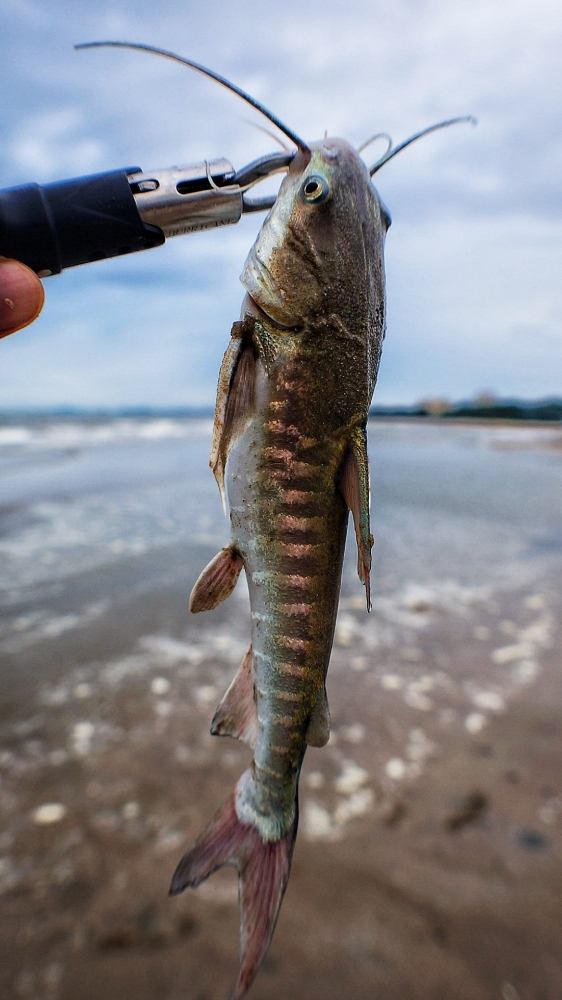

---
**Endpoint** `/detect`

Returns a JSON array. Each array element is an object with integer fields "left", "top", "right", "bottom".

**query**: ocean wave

[{"left": 0, "top": 417, "right": 213, "bottom": 451}]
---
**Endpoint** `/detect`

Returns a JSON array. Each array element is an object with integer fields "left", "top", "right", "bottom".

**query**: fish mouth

[
  {"left": 241, "top": 255, "right": 301, "bottom": 330},
  {"left": 244, "top": 291, "right": 300, "bottom": 331}
]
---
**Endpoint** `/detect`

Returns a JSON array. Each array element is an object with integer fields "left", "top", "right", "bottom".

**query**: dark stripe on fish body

[
  {"left": 261, "top": 610, "right": 314, "bottom": 645},
  {"left": 245, "top": 379, "right": 349, "bottom": 818},
  {"left": 268, "top": 578, "right": 323, "bottom": 603},
  {"left": 255, "top": 761, "right": 285, "bottom": 781},
  {"left": 274, "top": 514, "right": 325, "bottom": 533},
  {"left": 268, "top": 743, "right": 295, "bottom": 757},
  {"left": 267, "top": 645, "right": 310, "bottom": 670},
  {"left": 274, "top": 661, "right": 308, "bottom": 679},
  {"left": 267, "top": 468, "right": 321, "bottom": 490},
  {"left": 269, "top": 611, "right": 314, "bottom": 640},
  {"left": 275, "top": 553, "right": 322, "bottom": 578},
  {"left": 277, "top": 497, "right": 323, "bottom": 517},
  {"left": 269, "top": 698, "right": 309, "bottom": 730},
  {"left": 268, "top": 712, "right": 301, "bottom": 729},
  {"left": 274, "top": 688, "right": 306, "bottom": 702}
]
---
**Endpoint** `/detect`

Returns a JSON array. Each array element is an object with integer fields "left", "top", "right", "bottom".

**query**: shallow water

[
  {"left": 0, "top": 417, "right": 561, "bottom": 1000},
  {"left": 1, "top": 416, "right": 560, "bottom": 628}
]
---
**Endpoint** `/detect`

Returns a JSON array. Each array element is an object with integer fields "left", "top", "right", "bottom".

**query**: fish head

[{"left": 241, "top": 137, "right": 390, "bottom": 331}]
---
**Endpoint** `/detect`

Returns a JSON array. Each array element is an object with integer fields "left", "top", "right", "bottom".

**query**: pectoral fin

[
  {"left": 189, "top": 546, "right": 244, "bottom": 613},
  {"left": 306, "top": 687, "right": 331, "bottom": 747},
  {"left": 210, "top": 645, "right": 258, "bottom": 748},
  {"left": 338, "top": 425, "right": 373, "bottom": 611},
  {"left": 210, "top": 318, "right": 256, "bottom": 509}
]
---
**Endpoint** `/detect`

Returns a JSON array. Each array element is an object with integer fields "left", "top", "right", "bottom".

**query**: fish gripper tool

[{"left": 0, "top": 150, "right": 294, "bottom": 276}]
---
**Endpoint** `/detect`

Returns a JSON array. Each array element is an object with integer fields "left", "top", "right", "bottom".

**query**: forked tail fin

[{"left": 170, "top": 777, "right": 298, "bottom": 1000}]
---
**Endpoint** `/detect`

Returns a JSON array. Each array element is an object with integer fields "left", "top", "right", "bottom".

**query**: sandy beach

[{"left": 1, "top": 417, "right": 561, "bottom": 1000}]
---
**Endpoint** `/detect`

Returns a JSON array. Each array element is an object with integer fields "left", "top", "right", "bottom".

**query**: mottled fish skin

[
  {"left": 229, "top": 139, "right": 387, "bottom": 838},
  {"left": 171, "top": 136, "right": 389, "bottom": 999},
  {"left": 228, "top": 330, "right": 350, "bottom": 838}
]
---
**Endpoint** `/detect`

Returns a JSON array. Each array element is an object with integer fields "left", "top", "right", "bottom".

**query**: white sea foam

[
  {"left": 385, "top": 758, "right": 407, "bottom": 780},
  {"left": 122, "top": 801, "right": 140, "bottom": 820},
  {"left": 1, "top": 601, "right": 109, "bottom": 653},
  {"left": 512, "top": 660, "right": 541, "bottom": 685},
  {"left": 335, "top": 612, "right": 359, "bottom": 646},
  {"left": 481, "top": 426, "right": 562, "bottom": 452},
  {"left": 71, "top": 721, "right": 95, "bottom": 757},
  {"left": 518, "top": 616, "right": 552, "bottom": 647},
  {"left": 350, "top": 655, "right": 369, "bottom": 672},
  {"left": 0, "top": 417, "right": 212, "bottom": 452},
  {"left": 380, "top": 673, "right": 403, "bottom": 691},
  {"left": 32, "top": 802, "right": 67, "bottom": 825},
  {"left": 471, "top": 690, "right": 505, "bottom": 712},
  {"left": 305, "top": 771, "right": 325, "bottom": 790},
  {"left": 74, "top": 683, "right": 92, "bottom": 700},
  {"left": 155, "top": 700, "right": 172, "bottom": 718},
  {"left": 150, "top": 676, "right": 171, "bottom": 696},
  {"left": 334, "top": 760, "right": 370, "bottom": 794},
  {"left": 196, "top": 685, "right": 218, "bottom": 705},
  {"left": 100, "top": 634, "right": 201, "bottom": 686},
  {"left": 492, "top": 642, "right": 535, "bottom": 664},
  {"left": 339, "top": 723, "right": 366, "bottom": 745},
  {"left": 404, "top": 684, "right": 433, "bottom": 711},
  {"left": 333, "top": 788, "right": 374, "bottom": 826},
  {"left": 0, "top": 427, "right": 33, "bottom": 445},
  {"left": 406, "top": 728, "right": 435, "bottom": 762},
  {"left": 524, "top": 594, "right": 545, "bottom": 611},
  {"left": 302, "top": 801, "right": 335, "bottom": 841},
  {"left": 465, "top": 712, "right": 487, "bottom": 734}
]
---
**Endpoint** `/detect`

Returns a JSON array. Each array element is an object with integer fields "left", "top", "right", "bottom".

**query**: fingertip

[{"left": 0, "top": 259, "right": 45, "bottom": 339}]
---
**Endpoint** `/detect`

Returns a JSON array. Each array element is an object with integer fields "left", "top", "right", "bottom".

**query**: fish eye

[{"left": 301, "top": 174, "right": 331, "bottom": 205}]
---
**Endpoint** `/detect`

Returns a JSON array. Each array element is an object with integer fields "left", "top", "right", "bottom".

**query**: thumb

[{"left": 0, "top": 259, "right": 45, "bottom": 339}]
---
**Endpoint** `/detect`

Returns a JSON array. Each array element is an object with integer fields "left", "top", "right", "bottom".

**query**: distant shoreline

[
  {"left": 372, "top": 415, "right": 562, "bottom": 429},
  {"left": 1, "top": 399, "right": 561, "bottom": 425}
]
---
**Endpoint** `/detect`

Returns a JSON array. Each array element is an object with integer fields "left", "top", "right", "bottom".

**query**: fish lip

[
  {"left": 241, "top": 254, "right": 302, "bottom": 330},
  {"left": 245, "top": 293, "right": 301, "bottom": 331}
]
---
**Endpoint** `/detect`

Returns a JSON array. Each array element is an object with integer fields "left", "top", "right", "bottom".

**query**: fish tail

[{"left": 170, "top": 771, "right": 298, "bottom": 1000}]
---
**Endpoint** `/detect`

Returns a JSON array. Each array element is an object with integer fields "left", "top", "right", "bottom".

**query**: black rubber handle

[{"left": 0, "top": 168, "right": 165, "bottom": 275}]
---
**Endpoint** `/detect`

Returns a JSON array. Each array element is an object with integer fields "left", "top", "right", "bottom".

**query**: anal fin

[
  {"left": 210, "top": 645, "right": 258, "bottom": 748},
  {"left": 305, "top": 687, "right": 330, "bottom": 747},
  {"left": 338, "top": 425, "right": 373, "bottom": 611},
  {"left": 189, "top": 546, "right": 244, "bottom": 613}
]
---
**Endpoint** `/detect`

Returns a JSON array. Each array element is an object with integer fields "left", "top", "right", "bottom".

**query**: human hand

[{"left": 0, "top": 258, "right": 45, "bottom": 339}]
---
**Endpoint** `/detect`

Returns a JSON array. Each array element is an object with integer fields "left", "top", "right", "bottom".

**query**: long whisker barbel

[
  {"left": 369, "top": 115, "right": 477, "bottom": 174},
  {"left": 243, "top": 119, "right": 292, "bottom": 152},
  {"left": 357, "top": 132, "right": 392, "bottom": 156},
  {"left": 75, "top": 40, "right": 311, "bottom": 157}
]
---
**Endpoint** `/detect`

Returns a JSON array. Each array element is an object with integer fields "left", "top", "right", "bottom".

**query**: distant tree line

[{"left": 371, "top": 396, "right": 562, "bottom": 422}]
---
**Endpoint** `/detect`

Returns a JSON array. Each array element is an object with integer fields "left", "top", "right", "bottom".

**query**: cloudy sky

[{"left": 1, "top": 0, "right": 560, "bottom": 408}]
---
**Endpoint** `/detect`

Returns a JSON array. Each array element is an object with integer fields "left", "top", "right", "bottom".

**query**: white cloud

[
  {"left": 9, "top": 108, "right": 106, "bottom": 177},
  {"left": 1, "top": 0, "right": 560, "bottom": 407}
]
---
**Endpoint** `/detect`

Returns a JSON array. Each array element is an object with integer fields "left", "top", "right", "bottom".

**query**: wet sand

[{"left": 1, "top": 419, "right": 561, "bottom": 999}]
